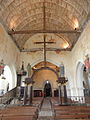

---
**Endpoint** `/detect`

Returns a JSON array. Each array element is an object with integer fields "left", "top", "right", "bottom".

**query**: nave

[
  {"left": 38, "top": 98, "right": 54, "bottom": 120},
  {"left": 0, "top": 96, "right": 90, "bottom": 120},
  {"left": 0, "top": 0, "right": 90, "bottom": 120}
]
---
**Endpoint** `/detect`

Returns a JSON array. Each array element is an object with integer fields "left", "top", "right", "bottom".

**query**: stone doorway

[{"left": 44, "top": 81, "right": 52, "bottom": 97}]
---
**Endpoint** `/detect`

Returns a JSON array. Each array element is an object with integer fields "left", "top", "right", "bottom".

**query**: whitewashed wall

[
  {"left": 70, "top": 20, "right": 90, "bottom": 97},
  {"left": 0, "top": 23, "right": 20, "bottom": 91}
]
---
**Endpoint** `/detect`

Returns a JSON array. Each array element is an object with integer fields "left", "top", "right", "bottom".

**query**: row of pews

[
  {"left": 51, "top": 97, "right": 90, "bottom": 120},
  {"left": 54, "top": 105, "right": 90, "bottom": 120},
  {"left": 0, "top": 97, "right": 43, "bottom": 120}
]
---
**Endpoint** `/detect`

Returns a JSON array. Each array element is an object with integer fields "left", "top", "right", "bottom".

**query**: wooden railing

[
  {"left": 51, "top": 96, "right": 90, "bottom": 106},
  {"left": 67, "top": 96, "right": 90, "bottom": 105},
  {"left": 0, "top": 87, "right": 17, "bottom": 104}
]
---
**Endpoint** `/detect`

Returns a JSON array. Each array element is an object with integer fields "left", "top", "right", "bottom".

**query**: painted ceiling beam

[{"left": 8, "top": 29, "right": 81, "bottom": 35}]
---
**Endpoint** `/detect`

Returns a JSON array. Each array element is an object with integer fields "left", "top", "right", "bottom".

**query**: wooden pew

[
  {"left": 55, "top": 114, "right": 90, "bottom": 119},
  {"left": 0, "top": 115, "right": 34, "bottom": 120},
  {"left": 0, "top": 97, "right": 44, "bottom": 120},
  {"left": 53, "top": 105, "right": 90, "bottom": 120},
  {"left": 0, "top": 106, "right": 38, "bottom": 120}
]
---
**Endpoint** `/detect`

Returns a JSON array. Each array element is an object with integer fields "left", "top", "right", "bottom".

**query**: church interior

[{"left": 0, "top": 0, "right": 90, "bottom": 120}]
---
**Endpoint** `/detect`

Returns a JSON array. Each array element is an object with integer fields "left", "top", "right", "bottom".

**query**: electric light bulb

[
  {"left": 74, "top": 18, "right": 79, "bottom": 29},
  {"left": 63, "top": 42, "right": 69, "bottom": 49}
]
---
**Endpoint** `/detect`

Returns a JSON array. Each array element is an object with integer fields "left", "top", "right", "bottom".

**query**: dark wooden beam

[
  {"left": 44, "top": 35, "right": 46, "bottom": 67},
  {"left": 8, "top": 29, "right": 81, "bottom": 35},
  {"left": 21, "top": 48, "right": 71, "bottom": 52},
  {"left": 34, "top": 41, "right": 56, "bottom": 44},
  {"left": 43, "top": 0, "right": 46, "bottom": 30}
]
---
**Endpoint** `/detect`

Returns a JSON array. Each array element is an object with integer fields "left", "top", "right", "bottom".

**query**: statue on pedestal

[
  {"left": 59, "top": 62, "right": 65, "bottom": 77},
  {"left": 27, "top": 63, "right": 31, "bottom": 77},
  {"left": 0, "top": 59, "right": 4, "bottom": 75},
  {"left": 84, "top": 54, "right": 90, "bottom": 74},
  {"left": 84, "top": 54, "right": 90, "bottom": 88}
]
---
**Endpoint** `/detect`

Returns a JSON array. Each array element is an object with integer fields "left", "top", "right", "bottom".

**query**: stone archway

[
  {"left": 44, "top": 80, "right": 52, "bottom": 97},
  {"left": 32, "top": 67, "right": 59, "bottom": 79},
  {"left": 76, "top": 62, "right": 85, "bottom": 96},
  {"left": 32, "top": 66, "right": 59, "bottom": 97}
]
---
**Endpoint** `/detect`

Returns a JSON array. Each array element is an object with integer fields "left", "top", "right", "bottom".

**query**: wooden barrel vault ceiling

[{"left": 0, "top": 0, "right": 90, "bottom": 52}]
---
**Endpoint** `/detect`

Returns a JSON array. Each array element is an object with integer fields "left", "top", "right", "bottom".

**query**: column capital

[{"left": 24, "top": 77, "right": 35, "bottom": 85}]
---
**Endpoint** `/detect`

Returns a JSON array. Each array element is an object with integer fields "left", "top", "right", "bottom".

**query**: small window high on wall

[{"left": 0, "top": 65, "right": 12, "bottom": 96}]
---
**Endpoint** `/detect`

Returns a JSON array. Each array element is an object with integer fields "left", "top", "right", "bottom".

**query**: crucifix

[
  {"left": 34, "top": 0, "right": 55, "bottom": 67},
  {"left": 34, "top": 35, "right": 55, "bottom": 67}
]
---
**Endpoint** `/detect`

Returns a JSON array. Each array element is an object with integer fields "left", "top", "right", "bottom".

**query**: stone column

[
  {"left": 57, "top": 82, "right": 62, "bottom": 105},
  {"left": 23, "top": 85, "right": 28, "bottom": 105},
  {"left": 24, "top": 77, "right": 34, "bottom": 105},
  {"left": 28, "top": 84, "right": 33, "bottom": 105},
  {"left": 58, "top": 85, "right": 62, "bottom": 104},
  {"left": 57, "top": 77, "right": 68, "bottom": 105},
  {"left": 63, "top": 84, "right": 67, "bottom": 103}
]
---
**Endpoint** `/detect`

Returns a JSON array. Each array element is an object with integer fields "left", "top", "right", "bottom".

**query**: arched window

[
  {"left": 4, "top": 65, "right": 13, "bottom": 90},
  {"left": 0, "top": 65, "right": 13, "bottom": 96}
]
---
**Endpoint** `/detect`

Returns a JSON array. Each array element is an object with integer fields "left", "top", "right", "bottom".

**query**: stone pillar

[
  {"left": 24, "top": 77, "right": 34, "bottom": 105},
  {"left": 58, "top": 85, "right": 62, "bottom": 104},
  {"left": 57, "top": 82, "right": 63, "bottom": 105},
  {"left": 56, "top": 77, "right": 68, "bottom": 105},
  {"left": 58, "top": 86, "right": 60, "bottom": 104},
  {"left": 63, "top": 85, "right": 67, "bottom": 103},
  {"left": 23, "top": 85, "right": 28, "bottom": 105},
  {"left": 28, "top": 84, "right": 33, "bottom": 105}
]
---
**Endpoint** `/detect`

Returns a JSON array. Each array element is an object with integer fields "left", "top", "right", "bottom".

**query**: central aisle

[{"left": 38, "top": 97, "right": 54, "bottom": 120}]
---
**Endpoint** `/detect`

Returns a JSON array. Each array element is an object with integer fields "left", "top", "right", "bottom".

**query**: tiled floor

[{"left": 38, "top": 98, "right": 54, "bottom": 120}]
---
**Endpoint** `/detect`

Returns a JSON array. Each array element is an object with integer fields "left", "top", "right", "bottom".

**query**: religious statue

[
  {"left": 21, "top": 61, "right": 24, "bottom": 71},
  {"left": 17, "top": 61, "right": 27, "bottom": 76},
  {"left": 27, "top": 63, "right": 32, "bottom": 77},
  {"left": 84, "top": 54, "right": 90, "bottom": 74},
  {"left": 59, "top": 62, "right": 65, "bottom": 77},
  {"left": 0, "top": 59, "right": 5, "bottom": 75},
  {"left": 84, "top": 54, "right": 90, "bottom": 89}
]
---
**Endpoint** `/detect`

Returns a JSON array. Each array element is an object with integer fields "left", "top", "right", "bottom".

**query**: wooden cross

[
  {"left": 34, "top": 35, "right": 55, "bottom": 67},
  {"left": 34, "top": 0, "right": 55, "bottom": 67},
  {"left": 34, "top": 0, "right": 56, "bottom": 67}
]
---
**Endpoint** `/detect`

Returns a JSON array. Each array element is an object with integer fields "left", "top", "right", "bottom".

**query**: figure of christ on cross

[{"left": 34, "top": 35, "right": 55, "bottom": 67}]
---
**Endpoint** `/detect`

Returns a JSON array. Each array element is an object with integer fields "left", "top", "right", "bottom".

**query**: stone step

[
  {"left": 37, "top": 116, "right": 54, "bottom": 120},
  {"left": 39, "top": 110, "right": 53, "bottom": 116}
]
